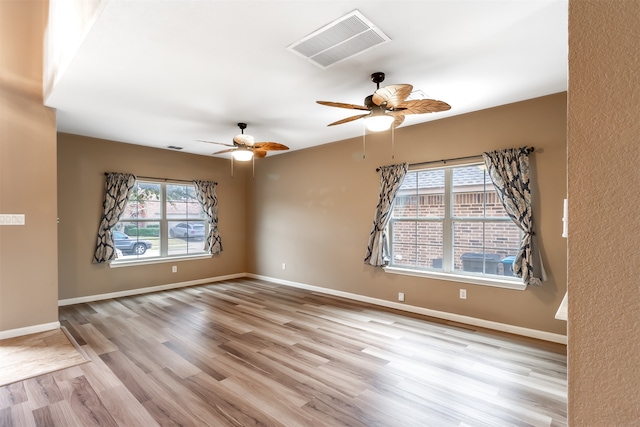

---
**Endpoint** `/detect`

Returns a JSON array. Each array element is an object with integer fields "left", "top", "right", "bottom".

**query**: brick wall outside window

[{"left": 390, "top": 191, "right": 522, "bottom": 275}]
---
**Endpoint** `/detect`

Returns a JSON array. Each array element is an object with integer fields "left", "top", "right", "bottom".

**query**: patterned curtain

[
  {"left": 483, "top": 147, "right": 546, "bottom": 285},
  {"left": 364, "top": 163, "right": 409, "bottom": 266},
  {"left": 93, "top": 173, "right": 136, "bottom": 263},
  {"left": 192, "top": 180, "right": 222, "bottom": 254}
]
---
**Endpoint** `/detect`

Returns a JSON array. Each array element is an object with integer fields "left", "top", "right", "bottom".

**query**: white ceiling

[{"left": 45, "top": 0, "right": 568, "bottom": 159}]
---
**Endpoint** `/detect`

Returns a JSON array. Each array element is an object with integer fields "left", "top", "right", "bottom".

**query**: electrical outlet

[
  {"left": 460, "top": 289, "right": 467, "bottom": 299},
  {"left": 398, "top": 292, "right": 405, "bottom": 302},
  {"left": 282, "top": 263, "right": 286, "bottom": 270},
  {"left": 172, "top": 266, "right": 177, "bottom": 273}
]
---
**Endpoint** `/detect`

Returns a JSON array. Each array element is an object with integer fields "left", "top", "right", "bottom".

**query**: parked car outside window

[
  {"left": 169, "top": 222, "right": 205, "bottom": 240},
  {"left": 112, "top": 230, "right": 153, "bottom": 255}
]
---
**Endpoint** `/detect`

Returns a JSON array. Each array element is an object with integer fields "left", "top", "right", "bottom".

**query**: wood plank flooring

[{"left": 0, "top": 278, "right": 567, "bottom": 426}]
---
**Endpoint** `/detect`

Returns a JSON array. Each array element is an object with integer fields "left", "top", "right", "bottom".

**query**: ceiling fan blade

[
  {"left": 212, "top": 148, "right": 237, "bottom": 155},
  {"left": 316, "top": 101, "right": 369, "bottom": 111},
  {"left": 372, "top": 84, "right": 413, "bottom": 108},
  {"left": 197, "top": 139, "right": 235, "bottom": 147},
  {"left": 327, "top": 113, "right": 370, "bottom": 126},
  {"left": 253, "top": 142, "right": 289, "bottom": 151},
  {"left": 233, "top": 134, "right": 255, "bottom": 145},
  {"left": 397, "top": 99, "right": 451, "bottom": 114},
  {"left": 253, "top": 149, "right": 268, "bottom": 158},
  {"left": 389, "top": 112, "right": 406, "bottom": 128}
]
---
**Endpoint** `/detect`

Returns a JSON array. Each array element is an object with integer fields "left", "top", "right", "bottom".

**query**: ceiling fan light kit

[
  {"left": 364, "top": 111, "right": 394, "bottom": 132},
  {"left": 232, "top": 147, "right": 254, "bottom": 161}
]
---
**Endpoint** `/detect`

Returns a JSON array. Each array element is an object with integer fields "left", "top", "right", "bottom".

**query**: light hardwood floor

[{"left": 0, "top": 278, "right": 567, "bottom": 426}]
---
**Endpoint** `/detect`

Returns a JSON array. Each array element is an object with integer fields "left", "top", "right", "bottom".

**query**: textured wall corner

[{"left": 568, "top": 0, "right": 640, "bottom": 423}]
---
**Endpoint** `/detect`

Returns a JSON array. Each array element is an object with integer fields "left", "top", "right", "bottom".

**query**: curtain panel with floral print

[
  {"left": 364, "top": 163, "right": 409, "bottom": 267},
  {"left": 192, "top": 180, "right": 222, "bottom": 254},
  {"left": 483, "top": 148, "right": 546, "bottom": 285},
  {"left": 93, "top": 172, "right": 136, "bottom": 263}
]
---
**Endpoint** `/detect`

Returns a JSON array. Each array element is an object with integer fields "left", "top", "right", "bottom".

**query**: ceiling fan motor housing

[{"left": 365, "top": 94, "right": 387, "bottom": 109}]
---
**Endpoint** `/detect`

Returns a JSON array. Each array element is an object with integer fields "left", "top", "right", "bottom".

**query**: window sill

[
  {"left": 109, "top": 253, "right": 212, "bottom": 268},
  {"left": 383, "top": 266, "right": 527, "bottom": 290}
]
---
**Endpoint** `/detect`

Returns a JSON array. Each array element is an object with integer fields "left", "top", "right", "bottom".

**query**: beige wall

[
  {"left": 248, "top": 93, "right": 568, "bottom": 336},
  {"left": 57, "top": 134, "right": 247, "bottom": 300},
  {"left": 0, "top": 0, "right": 59, "bottom": 334},
  {"left": 568, "top": 0, "right": 640, "bottom": 423}
]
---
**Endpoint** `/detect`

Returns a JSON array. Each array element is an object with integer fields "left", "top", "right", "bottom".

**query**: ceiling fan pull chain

[
  {"left": 391, "top": 125, "right": 395, "bottom": 159},
  {"left": 362, "top": 121, "right": 366, "bottom": 159}
]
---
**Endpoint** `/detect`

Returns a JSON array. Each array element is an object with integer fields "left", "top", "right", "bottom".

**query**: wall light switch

[{"left": 0, "top": 214, "right": 25, "bottom": 225}]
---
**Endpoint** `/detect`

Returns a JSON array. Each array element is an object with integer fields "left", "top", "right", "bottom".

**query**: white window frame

[
  {"left": 384, "top": 163, "right": 526, "bottom": 290},
  {"left": 110, "top": 180, "right": 211, "bottom": 267}
]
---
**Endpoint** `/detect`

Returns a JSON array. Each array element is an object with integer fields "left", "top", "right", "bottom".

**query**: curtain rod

[
  {"left": 104, "top": 173, "right": 217, "bottom": 185},
  {"left": 376, "top": 146, "right": 535, "bottom": 172}
]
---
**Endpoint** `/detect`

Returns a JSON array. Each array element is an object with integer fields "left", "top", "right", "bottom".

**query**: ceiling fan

[
  {"left": 317, "top": 72, "right": 451, "bottom": 132},
  {"left": 198, "top": 123, "right": 289, "bottom": 161}
]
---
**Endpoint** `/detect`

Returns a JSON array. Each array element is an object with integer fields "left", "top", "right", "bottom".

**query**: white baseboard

[
  {"left": 0, "top": 321, "right": 61, "bottom": 340},
  {"left": 247, "top": 274, "right": 568, "bottom": 345},
  {"left": 57, "top": 273, "right": 245, "bottom": 306}
]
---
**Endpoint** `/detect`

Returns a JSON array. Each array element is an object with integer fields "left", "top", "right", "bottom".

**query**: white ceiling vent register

[{"left": 287, "top": 10, "right": 390, "bottom": 69}]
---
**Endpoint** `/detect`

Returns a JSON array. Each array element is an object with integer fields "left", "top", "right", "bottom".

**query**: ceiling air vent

[
  {"left": 167, "top": 145, "right": 183, "bottom": 150},
  {"left": 287, "top": 10, "right": 390, "bottom": 69}
]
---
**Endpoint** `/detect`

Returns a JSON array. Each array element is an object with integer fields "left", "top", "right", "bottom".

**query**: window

[
  {"left": 113, "top": 181, "right": 208, "bottom": 262},
  {"left": 388, "top": 163, "right": 523, "bottom": 286}
]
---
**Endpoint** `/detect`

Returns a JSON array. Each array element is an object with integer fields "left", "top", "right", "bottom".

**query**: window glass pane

[
  {"left": 453, "top": 247, "right": 505, "bottom": 276},
  {"left": 393, "top": 195, "right": 418, "bottom": 218},
  {"left": 391, "top": 221, "right": 443, "bottom": 269},
  {"left": 121, "top": 182, "right": 162, "bottom": 220},
  {"left": 483, "top": 184, "right": 508, "bottom": 218},
  {"left": 452, "top": 165, "right": 489, "bottom": 218},
  {"left": 168, "top": 220, "right": 207, "bottom": 256},
  {"left": 484, "top": 221, "right": 522, "bottom": 254},
  {"left": 417, "top": 222, "right": 443, "bottom": 269},
  {"left": 395, "top": 169, "right": 445, "bottom": 218},
  {"left": 113, "top": 221, "right": 159, "bottom": 258},
  {"left": 166, "top": 184, "right": 205, "bottom": 220},
  {"left": 453, "top": 221, "right": 484, "bottom": 250},
  {"left": 392, "top": 243, "right": 417, "bottom": 268},
  {"left": 453, "top": 220, "right": 519, "bottom": 276},
  {"left": 418, "top": 193, "right": 445, "bottom": 217},
  {"left": 417, "top": 169, "right": 444, "bottom": 217},
  {"left": 392, "top": 220, "right": 417, "bottom": 268},
  {"left": 398, "top": 171, "right": 419, "bottom": 192},
  {"left": 395, "top": 171, "right": 418, "bottom": 217}
]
